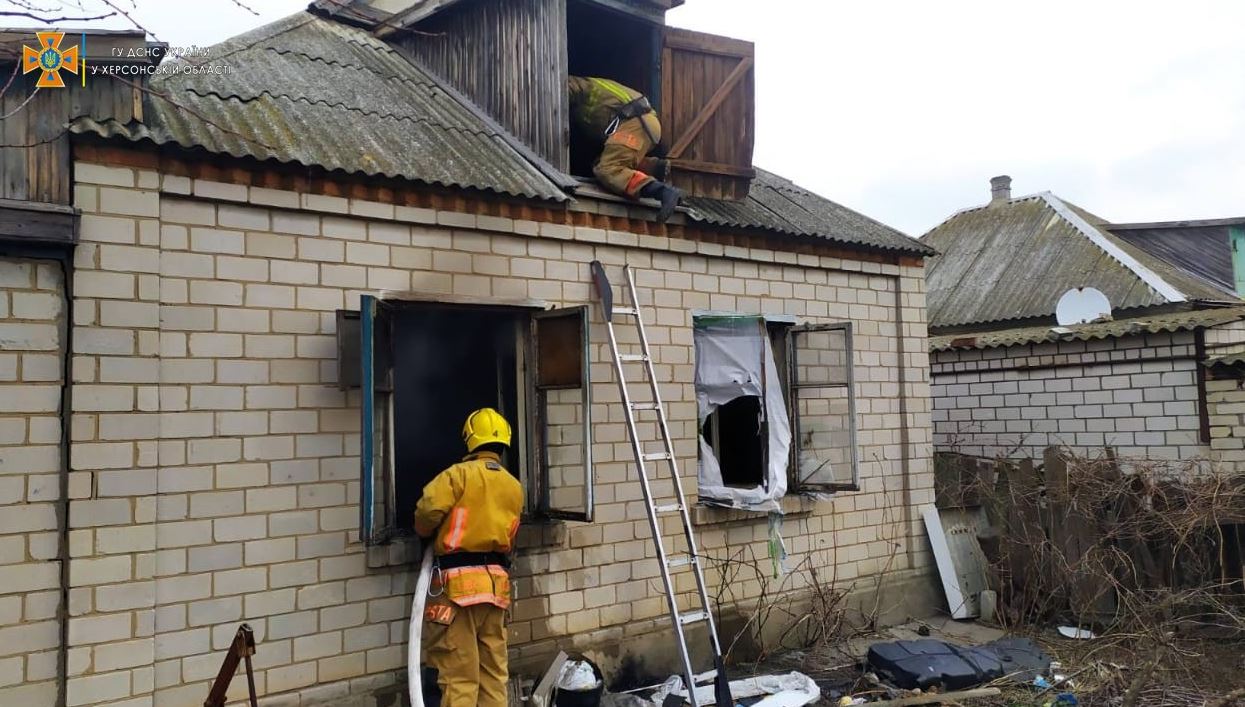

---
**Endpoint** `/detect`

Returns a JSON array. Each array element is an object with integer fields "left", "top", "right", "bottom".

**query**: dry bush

[{"left": 944, "top": 449, "right": 1245, "bottom": 706}]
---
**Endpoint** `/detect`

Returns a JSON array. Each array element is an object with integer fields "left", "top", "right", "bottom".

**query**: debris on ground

[
  {"left": 648, "top": 671, "right": 820, "bottom": 706},
  {"left": 557, "top": 660, "right": 604, "bottom": 692},
  {"left": 867, "top": 640, "right": 1004, "bottom": 690},
  {"left": 1055, "top": 626, "right": 1096, "bottom": 640},
  {"left": 865, "top": 636, "right": 1051, "bottom": 691}
]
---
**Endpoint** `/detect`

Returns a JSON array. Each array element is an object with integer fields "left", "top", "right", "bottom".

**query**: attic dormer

[{"left": 362, "top": 0, "right": 756, "bottom": 200}]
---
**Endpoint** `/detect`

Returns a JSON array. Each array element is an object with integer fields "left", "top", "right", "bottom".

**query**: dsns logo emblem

[{"left": 22, "top": 31, "right": 80, "bottom": 88}]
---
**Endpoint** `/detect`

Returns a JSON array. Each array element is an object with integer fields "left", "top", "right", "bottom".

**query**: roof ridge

[
  {"left": 1040, "top": 192, "right": 1187, "bottom": 304},
  {"left": 301, "top": 12, "right": 404, "bottom": 54},
  {"left": 919, "top": 192, "right": 1046, "bottom": 239},
  {"left": 186, "top": 12, "right": 316, "bottom": 64}
]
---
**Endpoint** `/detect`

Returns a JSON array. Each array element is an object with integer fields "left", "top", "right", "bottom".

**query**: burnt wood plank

[
  {"left": 0, "top": 198, "right": 78, "bottom": 244},
  {"left": 664, "top": 28, "right": 752, "bottom": 57},
  {"left": 668, "top": 158, "right": 754, "bottom": 178}
]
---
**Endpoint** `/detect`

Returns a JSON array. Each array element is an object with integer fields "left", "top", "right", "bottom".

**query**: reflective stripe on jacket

[
  {"left": 431, "top": 565, "right": 513, "bottom": 609},
  {"left": 414, "top": 451, "right": 524, "bottom": 608},
  {"left": 568, "top": 75, "right": 646, "bottom": 136}
]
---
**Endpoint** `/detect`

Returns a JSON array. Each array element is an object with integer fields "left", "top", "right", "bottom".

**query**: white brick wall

[
  {"left": 932, "top": 332, "right": 1208, "bottom": 462},
  {"left": 0, "top": 258, "right": 65, "bottom": 707},
  {"left": 63, "top": 161, "right": 934, "bottom": 706}
]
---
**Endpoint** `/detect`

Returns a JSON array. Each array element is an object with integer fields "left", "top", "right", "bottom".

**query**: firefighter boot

[{"left": 639, "top": 181, "right": 682, "bottom": 224}]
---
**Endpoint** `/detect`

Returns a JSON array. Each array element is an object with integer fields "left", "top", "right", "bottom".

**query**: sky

[{"left": 6, "top": 0, "right": 1245, "bottom": 237}]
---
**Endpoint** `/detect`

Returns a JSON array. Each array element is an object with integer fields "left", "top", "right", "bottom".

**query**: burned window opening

[
  {"left": 351, "top": 299, "right": 596, "bottom": 543},
  {"left": 390, "top": 304, "right": 524, "bottom": 532},
  {"left": 701, "top": 395, "right": 766, "bottom": 488},
  {"left": 566, "top": 0, "right": 661, "bottom": 179},
  {"left": 693, "top": 315, "right": 792, "bottom": 511}
]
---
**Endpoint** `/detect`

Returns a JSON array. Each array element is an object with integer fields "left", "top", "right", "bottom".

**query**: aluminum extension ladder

[{"left": 591, "top": 262, "right": 732, "bottom": 707}]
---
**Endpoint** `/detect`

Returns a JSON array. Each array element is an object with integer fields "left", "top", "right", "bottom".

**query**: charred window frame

[
  {"left": 788, "top": 323, "right": 860, "bottom": 493},
  {"left": 345, "top": 298, "right": 596, "bottom": 545}
]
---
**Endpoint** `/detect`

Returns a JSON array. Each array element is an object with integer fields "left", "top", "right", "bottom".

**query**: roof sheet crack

[{"left": 1041, "top": 193, "right": 1187, "bottom": 304}]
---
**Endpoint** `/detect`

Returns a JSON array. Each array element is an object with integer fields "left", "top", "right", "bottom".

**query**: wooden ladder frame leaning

[{"left": 203, "top": 623, "right": 259, "bottom": 707}]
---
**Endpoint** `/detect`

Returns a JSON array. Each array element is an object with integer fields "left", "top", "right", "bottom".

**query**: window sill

[
  {"left": 365, "top": 534, "right": 423, "bottom": 569},
  {"left": 515, "top": 518, "right": 567, "bottom": 552},
  {"left": 691, "top": 494, "right": 829, "bottom": 526},
  {"left": 362, "top": 519, "right": 565, "bottom": 568}
]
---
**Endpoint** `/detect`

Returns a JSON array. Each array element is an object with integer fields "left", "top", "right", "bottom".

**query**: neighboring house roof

[
  {"left": 929, "top": 305, "right": 1245, "bottom": 352},
  {"left": 68, "top": 12, "right": 931, "bottom": 256},
  {"left": 1107, "top": 217, "right": 1245, "bottom": 296},
  {"left": 922, "top": 192, "right": 1239, "bottom": 331},
  {"left": 71, "top": 12, "right": 574, "bottom": 202}
]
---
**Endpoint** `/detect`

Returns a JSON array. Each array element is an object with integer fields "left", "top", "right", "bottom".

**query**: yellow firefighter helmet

[{"left": 462, "top": 407, "right": 512, "bottom": 452}]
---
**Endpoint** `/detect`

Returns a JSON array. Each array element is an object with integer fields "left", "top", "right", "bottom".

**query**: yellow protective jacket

[
  {"left": 568, "top": 75, "right": 647, "bottom": 137},
  {"left": 414, "top": 451, "right": 524, "bottom": 609}
]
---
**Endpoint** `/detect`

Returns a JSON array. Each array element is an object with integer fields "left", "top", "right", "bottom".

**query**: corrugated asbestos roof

[
  {"left": 1207, "top": 352, "right": 1245, "bottom": 367},
  {"left": 930, "top": 306, "right": 1245, "bottom": 352},
  {"left": 69, "top": 11, "right": 930, "bottom": 255},
  {"left": 70, "top": 13, "right": 571, "bottom": 201},
  {"left": 686, "top": 169, "right": 934, "bottom": 255},
  {"left": 1108, "top": 222, "right": 1241, "bottom": 295},
  {"left": 921, "top": 193, "right": 1239, "bottom": 330}
]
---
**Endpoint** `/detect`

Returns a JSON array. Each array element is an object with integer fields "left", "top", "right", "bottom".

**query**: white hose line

[{"left": 408, "top": 546, "right": 435, "bottom": 707}]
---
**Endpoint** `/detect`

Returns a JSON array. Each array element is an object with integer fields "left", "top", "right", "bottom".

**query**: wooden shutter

[{"left": 660, "top": 27, "right": 756, "bottom": 200}]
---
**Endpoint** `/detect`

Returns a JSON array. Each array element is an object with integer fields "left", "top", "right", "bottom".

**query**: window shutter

[
  {"left": 358, "top": 295, "right": 397, "bottom": 545},
  {"left": 660, "top": 27, "right": 756, "bottom": 200},
  {"left": 532, "top": 306, "right": 595, "bottom": 522}
]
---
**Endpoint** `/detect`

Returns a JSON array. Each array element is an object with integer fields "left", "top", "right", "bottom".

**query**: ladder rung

[
  {"left": 666, "top": 554, "right": 695, "bottom": 568},
  {"left": 619, "top": 354, "right": 649, "bottom": 362},
  {"left": 679, "top": 610, "right": 709, "bottom": 626},
  {"left": 654, "top": 504, "right": 682, "bottom": 514},
  {"left": 630, "top": 402, "right": 661, "bottom": 411},
  {"left": 642, "top": 452, "right": 672, "bottom": 462},
  {"left": 614, "top": 306, "right": 638, "bottom": 316}
]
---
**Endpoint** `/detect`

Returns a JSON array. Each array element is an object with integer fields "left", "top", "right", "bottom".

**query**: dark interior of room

[
  {"left": 566, "top": 0, "right": 661, "bottom": 177},
  {"left": 390, "top": 304, "right": 521, "bottom": 530},
  {"left": 702, "top": 395, "right": 767, "bottom": 488}
]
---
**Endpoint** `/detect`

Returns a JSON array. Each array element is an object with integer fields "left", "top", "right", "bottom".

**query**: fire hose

[{"left": 407, "top": 545, "right": 435, "bottom": 707}]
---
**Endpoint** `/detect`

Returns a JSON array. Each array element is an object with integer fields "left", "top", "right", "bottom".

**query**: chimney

[{"left": 990, "top": 175, "right": 1012, "bottom": 205}]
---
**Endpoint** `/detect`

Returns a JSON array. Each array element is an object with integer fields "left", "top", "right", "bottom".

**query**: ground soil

[{"left": 749, "top": 626, "right": 1245, "bottom": 707}]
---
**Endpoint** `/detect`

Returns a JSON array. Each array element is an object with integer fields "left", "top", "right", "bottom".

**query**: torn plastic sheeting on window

[
  {"left": 693, "top": 316, "right": 792, "bottom": 513},
  {"left": 768, "top": 511, "right": 790, "bottom": 578}
]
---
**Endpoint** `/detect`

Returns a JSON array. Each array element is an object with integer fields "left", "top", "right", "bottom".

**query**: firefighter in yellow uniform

[
  {"left": 568, "top": 75, "right": 683, "bottom": 222},
  {"left": 415, "top": 408, "right": 524, "bottom": 707}
]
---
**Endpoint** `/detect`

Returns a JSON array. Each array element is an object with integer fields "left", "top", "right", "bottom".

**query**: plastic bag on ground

[
  {"left": 557, "top": 660, "right": 603, "bottom": 692},
  {"left": 649, "top": 671, "right": 819, "bottom": 706}
]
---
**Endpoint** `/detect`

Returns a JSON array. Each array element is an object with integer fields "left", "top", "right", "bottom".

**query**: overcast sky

[{"left": 7, "top": 0, "right": 1244, "bottom": 237}]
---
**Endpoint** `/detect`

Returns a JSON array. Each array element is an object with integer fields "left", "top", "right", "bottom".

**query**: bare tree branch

[
  {"left": 0, "top": 126, "right": 66, "bottom": 148},
  {"left": 0, "top": 85, "right": 40, "bottom": 120},
  {"left": 0, "top": 55, "right": 19, "bottom": 103},
  {"left": 108, "top": 73, "right": 278, "bottom": 152},
  {"left": 94, "top": 0, "right": 160, "bottom": 42},
  {"left": 225, "top": 0, "right": 259, "bottom": 17},
  {"left": 0, "top": 9, "right": 116, "bottom": 22}
]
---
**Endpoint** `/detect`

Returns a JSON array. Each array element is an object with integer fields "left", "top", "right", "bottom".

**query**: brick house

[
  {"left": 0, "top": 3, "right": 936, "bottom": 706},
  {"left": 925, "top": 176, "right": 1245, "bottom": 467}
]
